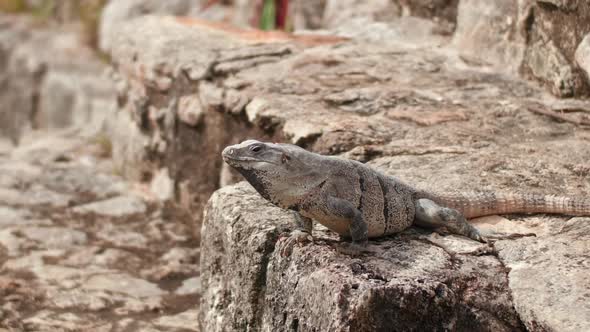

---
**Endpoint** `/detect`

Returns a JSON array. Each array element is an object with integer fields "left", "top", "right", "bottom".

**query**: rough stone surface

[
  {"left": 0, "top": 128, "right": 201, "bottom": 331},
  {"left": 83, "top": 273, "right": 166, "bottom": 297},
  {"left": 576, "top": 33, "right": 590, "bottom": 84},
  {"left": 201, "top": 183, "right": 529, "bottom": 331},
  {"left": 522, "top": 0, "right": 590, "bottom": 97},
  {"left": 322, "top": 0, "right": 401, "bottom": 29},
  {"left": 99, "top": 0, "right": 199, "bottom": 53},
  {"left": 72, "top": 195, "right": 147, "bottom": 217},
  {"left": 201, "top": 178, "right": 590, "bottom": 331},
  {"left": 150, "top": 167, "right": 175, "bottom": 202},
  {"left": 183, "top": 0, "right": 590, "bottom": 97},
  {"left": 0, "top": 186, "right": 72, "bottom": 208},
  {"left": 322, "top": 0, "right": 458, "bottom": 32},
  {"left": 0, "top": 14, "right": 116, "bottom": 145},
  {"left": 453, "top": 0, "right": 590, "bottom": 96},
  {"left": 0, "top": 15, "right": 39, "bottom": 145},
  {"left": 496, "top": 218, "right": 590, "bottom": 332},
  {"left": 331, "top": 16, "right": 448, "bottom": 48},
  {"left": 453, "top": 0, "right": 524, "bottom": 72}
]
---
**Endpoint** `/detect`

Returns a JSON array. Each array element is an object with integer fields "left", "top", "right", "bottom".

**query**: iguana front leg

[
  {"left": 290, "top": 212, "right": 314, "bottom": 244},
  {"left": 294, "top": 212, "right": 313, "bottom": 234},
  {"left": 280, "top": 212, "right": 313, "bottom": 256},
  {"left": 326, "top": 196, "right": 369, "bottom": 255}
]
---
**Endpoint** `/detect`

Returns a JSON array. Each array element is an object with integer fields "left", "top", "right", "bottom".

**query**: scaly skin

[{"left": 222, "top": 140, "right": 589, "bottom": 247}]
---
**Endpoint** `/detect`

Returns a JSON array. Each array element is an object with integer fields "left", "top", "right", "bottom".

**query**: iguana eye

[{"left": 250, "top": 145, "right": 262, "bottom": 153}]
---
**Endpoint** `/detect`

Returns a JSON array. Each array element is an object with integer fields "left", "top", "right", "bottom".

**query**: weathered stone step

[
  {"left": 0, "top": 132, "right": 202, "bottom": 330},
  {"left": 201, "top": 183, "right": 526, "bottom": 331}
]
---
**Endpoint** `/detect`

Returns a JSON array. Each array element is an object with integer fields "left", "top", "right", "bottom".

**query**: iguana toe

[
  {"left": 336, "top": 241, "right": 370, "bottom": 257},
  {"left": 469, "top": 229, "right": 487, "bottom": 243},
  {"left": 279, "top": 230, "right": 313, "bottom": 257}
]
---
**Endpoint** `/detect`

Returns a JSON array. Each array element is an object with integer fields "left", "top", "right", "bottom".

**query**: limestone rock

[
  {"left": 23, "top": 310, "right": 111, "bottom": 332},
  {"left": 96, "top": 226, "right": 148, "bottom": 248},
  {"left": 0, "top": 186, "right": 72, "bottom": 208},
  {"left": 20, "top": 227, "right": 87, "bottom": 249},
  {"left": 0, "top": 228, "right": 31, "bottom": 256},
  {"left": 452, "top": 0, "right": 590, "bottom": 97},
  {"left": 177, "top": 94, "right": 204, "bottom": 126},
  {"left": 0, "top": 207, "right": 32, "bottom": 227},
  {"left": 331, "top": 16, "right": 448, "bottom": 47},
  {"left": 0, "top": 15, "right": 115, "bottom": 144},
  {"left": 0, "top": 161, "right": 41, "bottom": 188},
  {"left": 575, "top": 33, "right": 590, "bottom": 84},
  {"left": 104, "top": 106, "right": 152, "bottom": 181},
  {"left": 453, "top": 0, "right": 524, "bottom": 72},
  {"left": 40, "top": 167, "right": 128, "bottom": 200},
  {"left": 322, "top": 0, "right": 401, "bottom": 29},
  {"left": 38, "top": 72, "right": 78, "bottom": 129},
  {"left": 153, "top": 309, "right": 199, "bottom": 331},
  {"left": 0, "top": 72, "right": 200, "bottom": 330},
  {"left": 82, "top": 273, "right": 166, "bottom": 298},
  {"left": 291, "top": 0, "right": 328, "bottom": 30},
  {"left": 99, "top": 0, "right": 198, "bottom": 53},
  {"left": 519, "top": 1, "right": 590, "bottom": 97},
  {"left": 175, "top": 276, "right": 201, "bottom": 295},
  {"left": 48, "top": 289, "right": 112, "bottom": 311},
  {"left": 0, "top": 17, "right": 39, "bottom": 145},
  {"left": 524, "top": 34, "right": 576, "bottom": 97},
  {"left": 496, "top": 218, "right": 590, "bottom": 332},
  {"left": 150, "top": 167, "right": 175, "bottom": 202},
  {"left": 71, "top": 195, "right": 147, "bottom": 217},
  {"left": 37, "top": 70, "right": 116, "bottom": 132},
  {"left": 199, "top": 183, "right": 524, "bottom": 331}
]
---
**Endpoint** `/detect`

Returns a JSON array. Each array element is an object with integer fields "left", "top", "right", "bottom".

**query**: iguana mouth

[
  {"left": 222, "top": 155, "right": 280, "bottom": 166},
  {"left": 223, "top": 156, "right": 260, "bottom": 162}
]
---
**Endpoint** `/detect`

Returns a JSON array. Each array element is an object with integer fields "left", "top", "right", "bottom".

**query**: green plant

[
  {"left": 0, "top": 0, "right": 54, "bottom": 22},
  {"left": 75, "top": 0, "right": 108, "bottom": 49},
  {"left": 29, "top": 0, "right": 54, "bottom": 21},
  {"left": 202, "top": 0, "right": 290, "bottom": 31},
  {"left": 260, "top": 0, "right": 276, "bottom": 30},
  {"left": 0, "top": 0, "right": 27, "bottom": 13}
]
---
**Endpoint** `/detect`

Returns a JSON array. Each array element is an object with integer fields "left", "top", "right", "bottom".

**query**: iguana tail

[{"left": 430, "top": 191, "right": 590, "bottom": 219}]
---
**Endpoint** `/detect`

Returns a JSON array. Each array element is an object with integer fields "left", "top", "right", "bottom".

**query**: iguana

[{"left": 222, "top": 140, "right": 590, "bottom": 250}]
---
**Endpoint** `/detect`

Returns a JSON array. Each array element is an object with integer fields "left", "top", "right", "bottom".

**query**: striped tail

[{"left": 430, "top": 191, "right": 590, "bottom": 219}]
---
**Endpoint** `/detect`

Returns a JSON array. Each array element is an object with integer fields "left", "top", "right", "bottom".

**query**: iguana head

[{"left": 221, "top": 140, "right": 324, "bottom": 207}]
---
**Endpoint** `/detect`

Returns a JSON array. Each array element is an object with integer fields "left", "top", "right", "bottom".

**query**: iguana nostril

[{"left": 222, "top": 147, "right": 234, "bottom": 156}]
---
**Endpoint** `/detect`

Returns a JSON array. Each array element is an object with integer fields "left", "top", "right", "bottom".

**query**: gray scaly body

[{"left": 222, "top": 140, "right": 590, "bottom": 247}]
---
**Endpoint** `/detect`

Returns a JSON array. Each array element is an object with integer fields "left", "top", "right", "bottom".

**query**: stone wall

[
  {"left": 109, "top": 15, "right": 590, "bottom": 331},
  {"left": 0, "top": 15, "right": 36, "bottom": 145},
  {"left": 199, "top": 0, "right": 590, "bottom": 97},
  {"left": 0, "top": 15, "right": 116, "bottom": 145},
  {"left": 99, "top": 0, "right": 202, "bottom": 52},
  {"left": 455, "top": 0, "right": 590, "bottom": 97}
]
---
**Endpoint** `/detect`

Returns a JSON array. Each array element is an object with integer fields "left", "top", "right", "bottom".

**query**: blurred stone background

[{"left": 0, "top": 0, "right": 589, "bottom": 331}]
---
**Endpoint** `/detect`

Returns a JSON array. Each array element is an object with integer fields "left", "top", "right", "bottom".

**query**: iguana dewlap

[{"left": 222, "top": 140, "right": 590, "bottom": 245}]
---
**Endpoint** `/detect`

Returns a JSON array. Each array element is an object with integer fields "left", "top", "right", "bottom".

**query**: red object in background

[
  {"left": 203, "top": 0, "right": 290, "bottom": 31},
  {"left": 251, "top": 0, "right": 264, "bottom": 28},
  {"left": 276, "top": 0, "right": 289, "bottom": 30}
]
